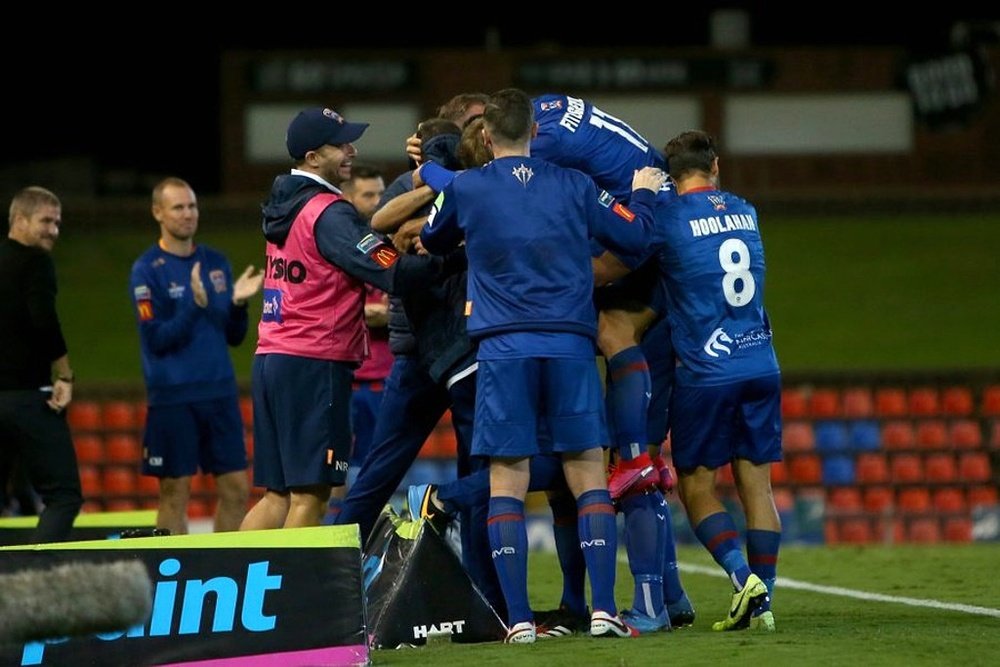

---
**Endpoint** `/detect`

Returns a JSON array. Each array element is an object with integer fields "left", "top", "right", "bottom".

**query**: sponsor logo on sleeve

[
  {"left": 597, "top": 190, "right": 615, "bottom": 208},
  {"left": 612, "top": 202, "right": 636, "bottom": 222},
  {"left": 137, "top": 300, "right": 154, "bottom": 321},
  {"left": 209, "top": 269, "right": 227, "bottom": 293},
  {"left": 356, "top": 233, "right": 382, "bottom": 254},
  {"left": 371, "top": 246, "right": 399, "bottom": 268},
  {"left": 134, "top": 285, "right": 150, "bottom": 300}
]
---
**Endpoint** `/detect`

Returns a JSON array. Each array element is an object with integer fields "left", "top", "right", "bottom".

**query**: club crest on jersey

[
  {"left": 708, "top": 194, "right": 727, "bottom": 211},
  {"left": 612, "top": 202, "right": 636, "bottom": 222},
  {"left": 597, "top": 190, "right": 615, "bottom": 208},
  {"left": 168, "top": 283, "right": 185, "bottom": 299},
  {"left": 512, "top": 163, "right": 533, "bottom": 187},
  {"left": 209, "top": 269, "right": 227, "bottom": 293}
]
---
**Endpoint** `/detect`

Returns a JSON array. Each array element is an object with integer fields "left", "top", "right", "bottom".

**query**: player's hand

[
  {"left": 232, "top": 265, "right": 264, "bottom": 306},
  {"left": 190, "top": 261, "right": 208, "bottom": 308},
  {"left": 406, "top": 133, "right": 423, "bottom": 165},
  {"left": 47, "top": 379, "right": 72, "bottom": 412},
  {"left": 632, "top": 166, "right": 667, "bottom": 193}
]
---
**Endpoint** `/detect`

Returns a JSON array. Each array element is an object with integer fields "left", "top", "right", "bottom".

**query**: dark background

[{"left": 2, "top": 13, "right": 991, "bottom": 195}]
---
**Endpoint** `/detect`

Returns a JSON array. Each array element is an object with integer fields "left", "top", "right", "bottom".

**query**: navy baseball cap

[{"left": 286, "top": 108, "right": 369, "bottom": 160}]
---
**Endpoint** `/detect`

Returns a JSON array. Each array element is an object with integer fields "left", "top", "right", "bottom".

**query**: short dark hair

[
  {"left": 416, "top": 117, "right": 461, "bottom": 141},
  {"left": 483, "top": 88, "right": 533, "bottom": 145},
  {"left": 348, "top": 162, "right": 382, "bottom": 182},
  {"left": 664, "top": 130, "right": 718, "bottom": 181}
]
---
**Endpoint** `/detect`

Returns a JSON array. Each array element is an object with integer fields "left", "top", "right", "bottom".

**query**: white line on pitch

[{"left": 673, "top": 560, "right": 1000, "bottom": 618}]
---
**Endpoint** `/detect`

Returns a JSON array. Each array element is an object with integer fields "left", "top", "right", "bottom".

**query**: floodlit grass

[
  {"left": 369, "top": 544, "right": 1000, "bottom": 666},
  {"left": 52, "top": 214, "right": 1000, "bottom": 387}
]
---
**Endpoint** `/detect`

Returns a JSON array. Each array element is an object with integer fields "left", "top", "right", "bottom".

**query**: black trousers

[{"left": 0, "top": 390, "right": 83, "bottom": 542}]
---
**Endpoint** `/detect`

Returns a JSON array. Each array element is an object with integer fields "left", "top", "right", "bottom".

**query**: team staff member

[
  {"left": 241, "top": 107, "right": 453, "bottom": 530},
  {"left": 130, "top": 177, "right": 262, "bottom": 535},
  {"left": 0, "top": 186, "right": 83, "bottom": 543}
]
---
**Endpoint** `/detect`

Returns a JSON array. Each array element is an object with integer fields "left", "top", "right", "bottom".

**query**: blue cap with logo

[{"left": 286, "top": 108, "right": 369, "bottom": 160}]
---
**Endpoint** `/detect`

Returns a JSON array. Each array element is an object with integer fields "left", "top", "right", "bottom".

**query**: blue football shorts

[{"left": 142, "top": 395, "right": 247, "bottom": 478}]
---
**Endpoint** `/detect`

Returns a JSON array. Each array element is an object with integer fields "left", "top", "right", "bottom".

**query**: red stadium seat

[
  {"left": 981, "top": 385, "right": 1000, "bottom": 416},
  {"left": 943, "top": 517, "right": 973, "bottom": 542},
  {"left": 897, "top": 487, "right": 931, "bottom": 513},
  {"left": 875, "top": 388, "right": 908, "bottom": 418},
  {"left": 789, "top": 454, "right": 822, "bottom": 485},
  {"left": 81, "top": 500, "right": 104, "bottom": 514},
  {"left": 106, "top": 499, "right": 139, "bottom": 512},
  {"left": 864, "top": 486, "right": 895, "bottom": 514},
  {"left": 135, "top": 402, "right": 147, "bottom": 429},
  {"left": 809, "top": 389, "right": 841, "bottom": 419},
  {"left": 187, "top": 500, "right": 211, "bottom": 519},
  {"left": 102, "top": 400, "right": 138, "bottom": 430},
  {"left": 924, "top": 453, "right": 957, "bottom": 483},
  {"left": 855, "top": 453, "right": 889, "bottom": 484},
  {"left": 137, "top": 474, "right": 160, "bottom": 497},
  {"left": 102, "top": 466, "right": 137, "bottom": 495},
  {"left": 881, "top": 421, "right": 915, "bottom": 449},
  {"left": 769, "top": 459, "right": 788, "bottom": 485},
  {"left": 240, "top": 396, "right": 254, "bottom": 426},
  {"left": 439, "top": 409, "right": 454, "bottom": 427},
  {"left": 781, "top": 388, "right": 808, "bottom": 420},
  {"left": 105, "top": 433, "right": 142, "bottom": 463},
  {"left": 908, "top": 388, "right": 940, "bottom": 417},
  {"left": 783, "top": 422, "right": 815, "bottom": 451},
  {"left": 941, "top": 387, "right": 974, "bottom": 416},
  {"left": 958, "top": 452, "right": 992, "bottom": 482},
  {"left": 717, "top": 463, "right": 735, "bottom": 487},
  {"left": 244, "top": 431, "right": 254, "bottom": 458},
  {"left": 968, "top": 485, "right": 999, "bottom": 508},
  {"left": 838, "top": 518, "right": 873, "bottom": 544},
  {"left": 890, "top": 454, "right": 923, "bottom": 483},
  {"left": 841, "top": 387, "right": 874, "bottom": 418},
  {"left": 991, "top": 420, "right": 1000, "bottom": 450},
  {"left": 773, "top": 488, "right": 795, "bottom": 512},
  {"left": 908, "top": 517, "right": 941, "bottom": 543},
  {"left": 78, "top": 465, "right": 102, "bottom": 496},
  {"left": 949, "top": 419, "right": 983, "bottom": 449},
  {"left": 932, "top": 487, "right": 966, "bottom": 514},
  {"left": 67, "top": 400, "right": 102, "bottom": 430},
  {"left": 73, "top": 434, "right": 104, "bottom": 464},
  {"left": 824, "top": 519, "right": 840, "bottom": 545},
  {"left": 827, "top": 487, "right": 863, "bottom": 513},
  {"left": 915, "top": 420, "right": 948, "bottom": 449}
]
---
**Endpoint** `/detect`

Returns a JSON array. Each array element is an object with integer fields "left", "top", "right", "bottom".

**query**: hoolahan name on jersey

[{"left": 689, "top": 214, "right": 757, "bottom": 237}]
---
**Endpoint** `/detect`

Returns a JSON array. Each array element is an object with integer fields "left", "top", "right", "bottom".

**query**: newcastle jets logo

[
  {"left": 703, "top": 327, "right": 733, "bottom": 357},
  {"left": 512, "top": 163, "right": 533, "bottom": 187}
]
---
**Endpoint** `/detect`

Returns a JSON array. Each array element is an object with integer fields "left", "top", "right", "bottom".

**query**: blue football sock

[
  {"left": 548, "top": 491, "right": 587, "bottom": 615},
  {"left": 577, "top": 489, "right": 619, "bottom": 615},
  {"left": 606, "top": 346, "right": 651, "bottom": 461},
  {"left": 488, "top": 496, "right": 530, "bottom": 626},
  {"left": 660, "top": 498, "right": 686, "bottom": 605},
  {"left": 621, "top": 492, "right": 666, "bottom": 616},
  {"left": 746, "top": 528, "right": 781, "bottom": 611},
  {"left": 694, "top": 511, "right": 752, "bottom": 589}
]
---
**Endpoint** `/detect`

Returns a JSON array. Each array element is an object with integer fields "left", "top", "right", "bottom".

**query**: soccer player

[
  {"left": 420, "top": 88, "right": 665, "bottom": 643},
  {"left": 653, "top": 130, "right": 782, "bottom": 632}
]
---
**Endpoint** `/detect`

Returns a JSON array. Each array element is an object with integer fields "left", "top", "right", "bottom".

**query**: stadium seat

[
  {"left": 822, "top": 455, "right": 855, "bottom": 485},
  {"left": 240, "top": 396, "right": 254, "bottom": 426},
  {"left": 81, "top": 500, "right": 103, "bottom": 514},
  {"left": 841, "top": 387, "right": 874, "bottom": 418},
  {"left": 783, "top": 422, "right": 815, "bottom": 451},
  {"left": 958, "top": 452, "right": 992, "bottom": 482},
  {"left": 244, "top": 431, "right": 254, "bottom": 458},
  {"left": 137, "top": 474, "right": 160, "bottom": 497},
  {"left": 941, "top": 387, "right": 974, "bottom": 416},
  {"left": 908, "top": 517, "right": 941, "bottom": 543},
  {"left": 789, "top": 454, "right": 822, "bottom": 485},
  {"left": 838, "top": 518, "right": 873, "bottom": 544},
  {"left": 915, "top": 420, "right": 948, "bottom": 449},
  {"left": 968, "top": 485, "right": 999, "bottom": 508},
  {"left": 106, "top": 499, "right": 139, "bottom": 512},
  {"left": 875, "top": 388, "right": 908, "bottom": 418},
  {"left": 863, "top": 486, "right": 895, "bottom": 514},
  {"left": 73, "top": 434, "right": 104, "bottom": 464},
  {"left": 991, "top": 420, "right": 1000, "bottom": 450},
  {"left": 908, "top": 388, "right": 940, "bottom": 417},
  {"left": 773, "top": 487, "right": 795, "bottom": 512},
  {"left": 814, "top": 421, "right": 850, "bottom": 452},
  {"left": 827, "top": 487, "right": 863, "bottom": 513},
  {"left": 781, "top": 387, "right": 808, "bottom": 419},
  {"left": 439, "top": 409, "right": 454, "bottom": 427},
  {"left": 105, "top": 433, "right": 141, "bottom": 463},
  {"left": 932, "top": 487, "right": 966, "bottom": 514},
  {"left": 770, "top": 459, "right": 788, "bottom": 485},
  {"left": 423, "top": 426, "right": 458, "bottom": 458},
  {"left": 924, "top": 453, "right": 958, "bottom": 483},
  {"left": 716, "top": 463, "right": 735, "bottom": 487},
  {"left": 949, "top": 419, "right": 983, "bottom": 449},
  {"left": 67, "top": 400, "right": 102, "bottom": 430},
  {"left": 135, "top": 402, "right": 147, "bottom": 429},
  {"left": 102, "top": 466, "right": 137, "bottom": 495},
  {"left": 890, "top": 453, "right": 923, "bottom": 483},
  {"left": 187, "top": 500, "right": 211, "bottom": 519},
  {"left": 981, "top": 385, "right": 1000, "bottom": 416},
  {"left": 823, "top": 519, "right": 840, "bottom": 545},
  {"left": 809, "top": 389, "right": 841, "bottom": 419},
  {"left": 849, "top": 420, "right": 881, "bottom": 451},
  {"left": 78, "top": 465, "right": 101, "bottom": 496},
  {"left": 102, "top": 400, "right": 138, "bottom": 430},
  {"left": 897, "top": 487, "right": 931, "bottom": 513},
  {"left": 855, "top": 453, "right": 889, "bottom": 484},
  {"left": 943, "top": 517, "right": 973, "bottom": 542},
  {"left": 881, "top": 421, "right": 915, "bottom": 449}
]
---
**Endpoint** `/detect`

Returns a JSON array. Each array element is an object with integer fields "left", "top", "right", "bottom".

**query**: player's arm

[
  {"left": 592, "top": 250, "right": 634, "bottom": 286},
  {"left": 371, "top": 185, "right": 435, "bottom": 234}
]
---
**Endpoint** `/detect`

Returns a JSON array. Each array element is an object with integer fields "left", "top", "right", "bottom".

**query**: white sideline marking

[{"left": 675, "top": 560, "right": 1000, "bottom": 618}]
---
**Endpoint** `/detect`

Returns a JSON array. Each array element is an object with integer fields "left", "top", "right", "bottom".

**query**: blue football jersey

[
  {"left": 532, "top": 94, "right": 667, "bottom": 200},
  {"left": 654, "top": 186, "right": 780, "bottom": 386}
]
